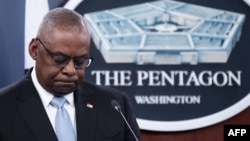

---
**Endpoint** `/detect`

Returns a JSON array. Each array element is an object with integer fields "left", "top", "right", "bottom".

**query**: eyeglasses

[{"left": 36, "top": 38, "right": 93, "bottom": 69}]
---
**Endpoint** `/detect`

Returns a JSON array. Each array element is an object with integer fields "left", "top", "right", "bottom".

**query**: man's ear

[{"left": 29, "top": 38, "right": 38, "bottom": 60}]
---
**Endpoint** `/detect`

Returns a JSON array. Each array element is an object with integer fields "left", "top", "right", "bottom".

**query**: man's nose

[{"left": 62, "top": 59, "right": 77, "bottom": 75}]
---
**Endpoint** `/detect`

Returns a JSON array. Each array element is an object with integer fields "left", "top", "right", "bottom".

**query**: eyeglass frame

[{"left": 35, "top": 37, "right": 93, "bottom": 69}]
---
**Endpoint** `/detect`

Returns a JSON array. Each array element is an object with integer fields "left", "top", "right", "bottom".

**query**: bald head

[
  {"left": 29, "top": 8, "right": 91, "bottom": 95},
  {"left": 37, "top": 8, "right": 89, "bottom": 40}
]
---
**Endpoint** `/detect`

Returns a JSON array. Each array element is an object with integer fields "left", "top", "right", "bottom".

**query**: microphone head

[{"left": 111, "top": 100, "right": 121, "bottom": 112}]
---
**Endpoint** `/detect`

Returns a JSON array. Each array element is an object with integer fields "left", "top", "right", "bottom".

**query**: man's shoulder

[
  {"left": 83, "top": 80, "right": 123, "bottom": 91},
  {"left": 80, "top": 80, "right": 125, "bottom": 98},
  {"left": 0, "top": 74, "right": 32, "bottom": 98}
]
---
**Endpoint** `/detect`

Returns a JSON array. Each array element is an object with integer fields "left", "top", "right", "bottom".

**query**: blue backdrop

[{"left": 0, "top": 0, "right": 25, "bottom": 87}]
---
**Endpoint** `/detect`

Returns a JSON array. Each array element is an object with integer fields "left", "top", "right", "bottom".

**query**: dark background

[{"left": 75, "top": 0, "right": 250, "bottom": 122}]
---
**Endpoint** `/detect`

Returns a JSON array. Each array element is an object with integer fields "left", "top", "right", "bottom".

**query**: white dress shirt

[{"left": 31, "top": 67, "right": 76, "bottom": 134}]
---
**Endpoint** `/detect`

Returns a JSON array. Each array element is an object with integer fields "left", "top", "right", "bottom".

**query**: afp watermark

[{"left": 224, "top": 125, "right": 250, "bottom": 141}]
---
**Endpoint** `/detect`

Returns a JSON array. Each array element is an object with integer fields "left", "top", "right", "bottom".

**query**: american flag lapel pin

[{"left": 86, "top": 103, "right": 94, "bottom": 109}]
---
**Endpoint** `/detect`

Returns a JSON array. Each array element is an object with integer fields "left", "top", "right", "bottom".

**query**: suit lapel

[
  {"left": 17, "top": 70, "right": 98, "bottom": 141},
  {"left": 16, "top": 75, "right": 57, "bottom": 141},
  {"left": 74, "top": 85, "right": 97, "bottom": 141}
]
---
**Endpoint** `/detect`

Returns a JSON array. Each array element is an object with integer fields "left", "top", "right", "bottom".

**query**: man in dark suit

[{"left": 0, "top": 8, "right": 140, "bottom": 141}]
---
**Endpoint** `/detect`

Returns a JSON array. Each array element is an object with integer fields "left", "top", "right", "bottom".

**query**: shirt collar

[{"left": 31, "top": 67, "right": 74, "bottom": 107}]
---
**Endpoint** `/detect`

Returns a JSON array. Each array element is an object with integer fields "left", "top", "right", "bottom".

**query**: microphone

[{"left": 111, "top": 100, "right": 139, "bottom": 141}]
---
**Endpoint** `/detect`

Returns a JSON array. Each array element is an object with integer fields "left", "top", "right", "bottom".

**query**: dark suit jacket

[{"left": 0, "top": 69, "right": 140, "bottom": 141}]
